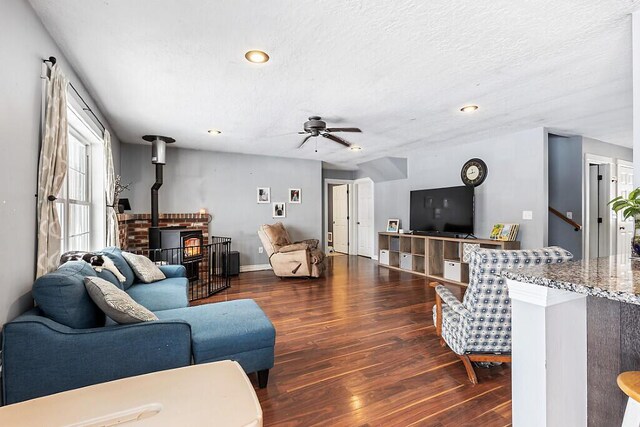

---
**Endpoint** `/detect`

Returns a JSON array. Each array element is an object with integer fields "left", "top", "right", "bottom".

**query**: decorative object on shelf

[
  {"left": 609, "top": 188, "right": 640, "bottom": 257},
  {"left": 386, "top": 219, "right": 400, "bottom": 233},
  {"left": 461, "top": 158, "right": 488, "bottom": 187},
  {"left": 117, "top": 198, "right": 131, "bottom": 214},
  {"left": 327, "top": 231, "right": 333, "bottom": 243},
  {"left": 257, "top": 187, "right": 270, "bottom": 204},
  {"left": 110, "top": 175, "right": 132, "bottom": 213},
  {"left": 489, "top": 223, "right": 520, "bottom": 241},
  {"left": 289, "top": 188, "right": 301, "bottom": 203},
  {"left": 272, "top": 202, "right": 286, "bottom": 218}
]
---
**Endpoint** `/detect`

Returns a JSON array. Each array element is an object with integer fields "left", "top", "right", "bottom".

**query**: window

[
  {"left": 57, "top": 105, "right": 105, "bottom": 253},
  {"left": 57, "top": 131, "right": 91, "bottom": 252}
]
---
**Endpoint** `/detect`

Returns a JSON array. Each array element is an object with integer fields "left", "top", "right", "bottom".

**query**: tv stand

[{"left": 378, "top": 232, "right": 520, "bottom": 286}]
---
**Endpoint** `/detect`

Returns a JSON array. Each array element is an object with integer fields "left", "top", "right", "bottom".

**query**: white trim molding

[{"left": 240, "top": 264, "right": 272, "bottom": 273}]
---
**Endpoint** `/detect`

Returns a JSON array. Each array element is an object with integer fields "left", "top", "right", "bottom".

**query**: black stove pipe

[
  {"left": 148, "top": 163, "right": 163, "bottom": 250},
  {"left": 143, "top": 135, "right": 175, "bottom": 252}
]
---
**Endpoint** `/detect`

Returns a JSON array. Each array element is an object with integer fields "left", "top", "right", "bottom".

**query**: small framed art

[
  {"left": 257, "top": 187, "right": 270, "bottom": 204},
  {"left": 386, "top": 219, "right": 400, "bottom": 233},
  {"left": 289, "top": 188, "right": 301, "bottom": 203},
  {"left": 273, "top": 202, "right": 286, "bottom": 218}
]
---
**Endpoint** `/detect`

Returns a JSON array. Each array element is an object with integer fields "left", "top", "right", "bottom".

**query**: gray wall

[
  {"left": 371, "top": 128, "right": 548, "bottom": 251},
  {"left": 120, "top": 144, "right": 322, "bottom": 267},
  {"left": 322, "top": 169, "right": 356, "bottom": 180},
  {"left": 548, "top": 135, "right": 583, "bottom": 258},
  {"left": 0, "top": 0, "right": 120, "bottom": 327},
  {"left": 582, "top": 137, "right": 632, "bottom": 161}
]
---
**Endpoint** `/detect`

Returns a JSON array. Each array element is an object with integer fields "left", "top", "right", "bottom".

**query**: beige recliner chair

[{"left": 258, "top": 222, "right": 326, "bottom": 278}]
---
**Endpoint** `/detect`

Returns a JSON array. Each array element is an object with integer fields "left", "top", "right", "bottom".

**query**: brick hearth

[{"left": 117, "top": 213, "right": 210, "bottom": 250}]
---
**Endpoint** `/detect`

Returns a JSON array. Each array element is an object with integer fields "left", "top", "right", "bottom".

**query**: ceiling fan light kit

[{"left": 297, "top": 116, "right": 362, "bottom": 150}]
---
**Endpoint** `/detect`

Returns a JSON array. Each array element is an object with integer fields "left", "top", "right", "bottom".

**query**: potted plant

[{"left": 609, "top": 188, "right": 640, "bottom": 257}]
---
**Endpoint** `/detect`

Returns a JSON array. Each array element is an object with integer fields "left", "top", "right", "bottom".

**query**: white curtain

[
  {"left": 104, "top": 130, "right": 119, "bottom": 247},
  {"left": 36, "top": 64, "right": 69, "bottom": 277}
]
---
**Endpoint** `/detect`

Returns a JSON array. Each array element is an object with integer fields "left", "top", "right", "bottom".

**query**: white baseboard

[{"left": 240, "top": 264, "right": 272, "bottom": 273}]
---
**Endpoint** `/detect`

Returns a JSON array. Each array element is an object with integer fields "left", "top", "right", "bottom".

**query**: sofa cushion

[
  {"left": 85, "top": 277, "right": 158, "bottom": 324},
  {"left": 101, "top": 247, "right": 136, "bottom": 289},
  {"left": 155, "top": 299, "right": 276, "bottom": 365},
  {"left": 32, "top": 261, "right": 104, "bottom": 329},
  {"left": 126, "top": 277, "right": 189, "bottom": 311},
  {"left": 121, "top": 252, "right": 166, "bottom": 283}
]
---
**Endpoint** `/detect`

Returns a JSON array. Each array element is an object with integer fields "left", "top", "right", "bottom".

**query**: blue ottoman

[{"left": 155, "top": 299, "right": 276, "bottom": 387}]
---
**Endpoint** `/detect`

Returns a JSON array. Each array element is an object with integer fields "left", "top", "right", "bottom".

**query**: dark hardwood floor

[{"left": 195, "top": 255, "right": 511, "bottom": 426}]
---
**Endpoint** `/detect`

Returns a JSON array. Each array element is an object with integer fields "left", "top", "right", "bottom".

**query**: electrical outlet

[
  {"left": 566, "top": 211, "right": 573, "bottom": 219},
  {"left": 522, "top": 210, "right": 533, "bottom": 220},
  {"left": 258, "top": 247, "right": 263, "bottom": 254}
]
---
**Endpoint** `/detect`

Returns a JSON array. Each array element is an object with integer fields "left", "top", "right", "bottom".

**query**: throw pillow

[
  {"left": 84, "top": 277, "right": 158, "bottom": 324},
  {"left": 121, "top": 252, "right": 166, "bottom": 283}
]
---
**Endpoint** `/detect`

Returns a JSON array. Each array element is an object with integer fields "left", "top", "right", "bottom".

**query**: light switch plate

[
  {"left": 522, "top": 210, "right": 533, "bottom": 220},
  {"left": 566, "top": 211, "right": 573, "bottom": 219}
]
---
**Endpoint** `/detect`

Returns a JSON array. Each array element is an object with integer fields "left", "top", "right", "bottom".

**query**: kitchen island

[{"left": 503, "top": 255, "right": 640, "bottom": 427}]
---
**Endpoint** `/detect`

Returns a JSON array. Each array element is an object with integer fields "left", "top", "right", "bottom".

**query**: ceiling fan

[{"left": 297, "top": 116, "right": 362, "bottom": 149}]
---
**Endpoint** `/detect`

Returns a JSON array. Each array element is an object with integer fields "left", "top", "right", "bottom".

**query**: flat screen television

[{"left": 409, "top": 186, "right": 474, "bottom": 235}]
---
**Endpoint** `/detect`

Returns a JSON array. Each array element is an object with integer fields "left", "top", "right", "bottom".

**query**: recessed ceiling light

[
  {"left": 349, "top": 145, "right": 362, "bottom": 151},
  {"left": 207, "top": 129, "right": 222, "bottom": 135},
  {"left": 460, "top": 105, "right": 479, "bottom": 113},
  {"left": 245, "top": 50, "right": 270, "bottom": 63}
]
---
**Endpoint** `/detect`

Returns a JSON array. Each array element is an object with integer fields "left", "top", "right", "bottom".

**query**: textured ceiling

[{"left": 29, "top": 0, "right": 639, "bottom": 169}]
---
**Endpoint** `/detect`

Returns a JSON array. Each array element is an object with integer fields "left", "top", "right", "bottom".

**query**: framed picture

[
  {"left": 327, "top": 231, "right": 333, "bottom": 243},
  {"left": 289, "top": 188, "right": 301, "bottom": 203},
  {"left": 386, "top": 219, "right": 400, "bottom": 233},
  {"left": 272, "top": 202, "right": 286, "bottom": 218},
  {"left": 257, "top": 187, "right": 270, "bottom": 204}
]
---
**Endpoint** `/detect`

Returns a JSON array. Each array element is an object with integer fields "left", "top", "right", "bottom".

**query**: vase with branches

[
  {"left": 609, "top": 188, "right": 640, "bottom": 257},
  {"left": 113, "top": 175, "right": 131, "bottom": 213}
]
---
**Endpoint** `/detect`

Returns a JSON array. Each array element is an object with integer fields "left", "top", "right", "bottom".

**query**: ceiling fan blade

[
  {"left": 322, "top": 132, "right": 351, "bottom": 147},
  {"left": 298, "top": 134, "right": 314, "bottom": 148},
  {"left": 298, "top": 131, "right": 308, "bottom": 134},
  {"left": 325, "top": 127, "right": 362, "bottom": 133}
]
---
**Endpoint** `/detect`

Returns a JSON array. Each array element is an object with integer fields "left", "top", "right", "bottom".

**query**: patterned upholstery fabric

[{"left": 433, "top": 246, "right": 573, "bottom": 355}]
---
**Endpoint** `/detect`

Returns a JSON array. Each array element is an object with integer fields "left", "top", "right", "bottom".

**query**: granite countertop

[{"left": 500, "top": 255, "right": 640, "bottom": 305}]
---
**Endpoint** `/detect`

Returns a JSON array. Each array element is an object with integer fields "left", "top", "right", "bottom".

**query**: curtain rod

[{"left": 43, "top": 56, "right": 106, "bottom": 133}]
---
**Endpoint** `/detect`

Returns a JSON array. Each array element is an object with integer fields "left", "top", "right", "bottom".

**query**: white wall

[
  {"left": 0, "top": 0, "right": 120, "bottom": 327},
  {"left": 371, "top": 128, "right": 548, "bottom": 250},
  {"left": 120, "top": 144, "right": 322, "bottom": 267}
]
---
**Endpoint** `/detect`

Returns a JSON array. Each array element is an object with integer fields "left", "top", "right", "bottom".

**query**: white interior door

[
  {"left": 333, "top": 185, "right": 349, "bottom": 254},
  {"left": 356, "top": 180, "right": 373, "bottom": 257},
  {"left": 617, "top": 163, "right": 634, "bottom": 257}
]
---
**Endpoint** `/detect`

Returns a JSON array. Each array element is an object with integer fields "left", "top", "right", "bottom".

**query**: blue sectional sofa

[{"left": 1, "top": 247, "right": 276, "bottom": 405}]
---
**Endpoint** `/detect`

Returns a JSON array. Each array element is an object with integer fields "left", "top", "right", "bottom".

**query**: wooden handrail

[{"left": 549, "top": 207, "right": 582, "bottom": 231}]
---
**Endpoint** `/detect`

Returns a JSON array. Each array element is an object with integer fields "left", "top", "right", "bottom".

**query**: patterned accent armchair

[
  {"left": 432, "top": 246, "right": 573, "bottom": 383},
  {"left": 258, "top": 222, "right": 326, "bottom": 278}
]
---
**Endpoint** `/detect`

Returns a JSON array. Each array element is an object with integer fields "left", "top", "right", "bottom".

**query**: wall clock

[{"left": 461, "top": 158, "right": 488, "bottom": 187}]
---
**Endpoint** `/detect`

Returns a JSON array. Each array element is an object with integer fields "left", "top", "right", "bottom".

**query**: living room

[{"left": 3, "top": 0, "right": 640, "bottom": 425}]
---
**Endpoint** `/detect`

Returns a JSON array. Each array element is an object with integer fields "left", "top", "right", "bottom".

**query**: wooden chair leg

[
  {"left": 459, "top": 355, "right": 478, "bottom": 385},
  {"left": 430, "top": 282, "right": 443, "bottom": 337}
]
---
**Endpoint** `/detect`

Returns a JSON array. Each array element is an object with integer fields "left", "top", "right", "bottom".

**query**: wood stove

[{"left": 159, "top": 227, "right": 204, "bottom": 281}]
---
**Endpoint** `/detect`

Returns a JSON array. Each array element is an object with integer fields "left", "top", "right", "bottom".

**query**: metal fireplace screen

[{"left": 133, "top": 236, "right": 232, "bottom": 301}]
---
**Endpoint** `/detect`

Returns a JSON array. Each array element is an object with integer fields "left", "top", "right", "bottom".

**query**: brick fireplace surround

[{"left": 117, "top": 213, "right": 210, "bottom": 251}]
